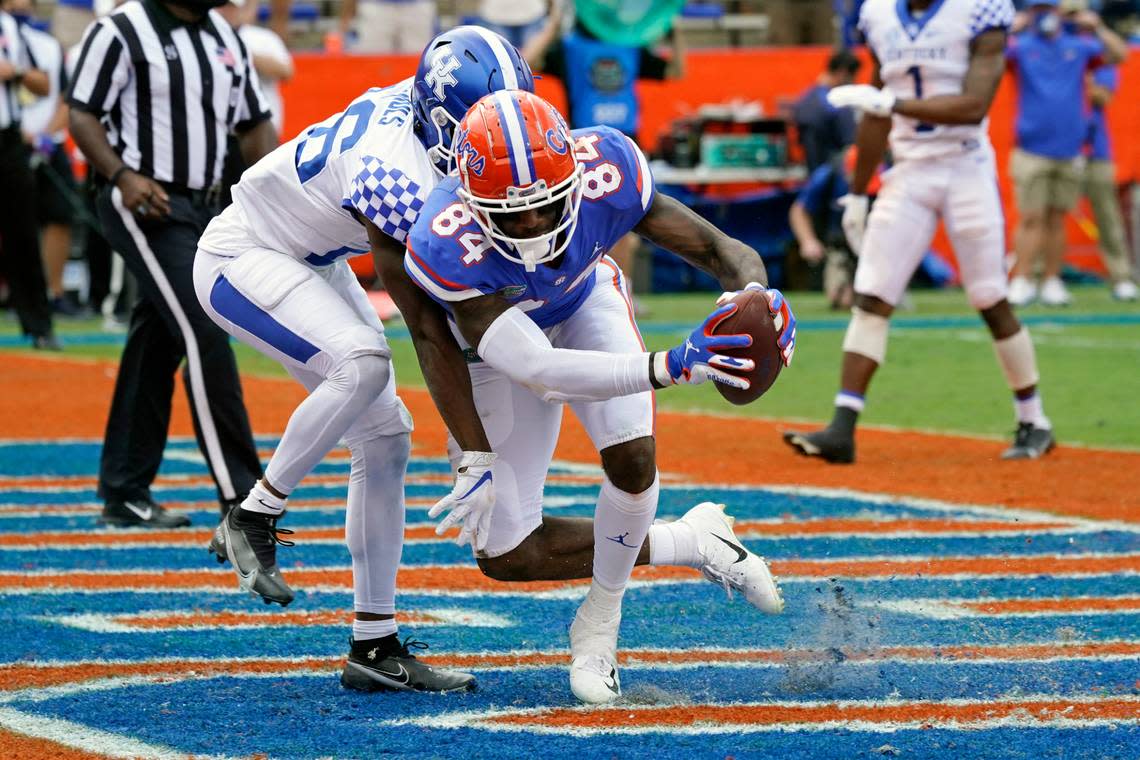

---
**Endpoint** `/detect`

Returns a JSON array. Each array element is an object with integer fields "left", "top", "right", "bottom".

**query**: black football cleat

[
  {"left": 209, "top": 507, "right": 295, "bottom": 606},
  {"left": 341, "top": 636, "right": 476, "bottom": 693},
  {"left": 1001, "top": 423, "right": 1056, "bottom": 460},
  {"left": 100, "top": 497, "right": 191, "bottom": 528},
  {"left": 782, "top": 427, "right": 855, "bottom": 464}
]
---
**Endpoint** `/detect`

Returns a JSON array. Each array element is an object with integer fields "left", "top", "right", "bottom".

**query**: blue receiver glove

[
  {"left": 717, "top": 282, "right": 797, "bottom": 367},
  {"left": 653, "top": 302, "right": 755, "bottom": 390}
]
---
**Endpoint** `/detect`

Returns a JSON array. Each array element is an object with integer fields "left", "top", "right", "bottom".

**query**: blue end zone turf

[{"left": 0, "top": 440, "right": 1137, "bottom": 758}]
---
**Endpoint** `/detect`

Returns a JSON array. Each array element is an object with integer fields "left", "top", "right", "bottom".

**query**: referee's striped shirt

[
  {"left": 67, "top": 0, "right": 271, "bottom": 190},
  {"left": 0, "top": 10, "right": 38, "bottom": 130}
]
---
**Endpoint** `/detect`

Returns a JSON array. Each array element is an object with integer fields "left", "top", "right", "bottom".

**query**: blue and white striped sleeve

[
  {"left": 969, "top": 0, "right": 1015, "bottom": 39},
  {"left": 342, "top": 156, "right": 427, "bottom": 244}
]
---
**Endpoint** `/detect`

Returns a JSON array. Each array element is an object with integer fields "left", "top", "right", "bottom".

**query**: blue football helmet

[{"left": 412, "top": 26, "right": 535, "bottom": 175}]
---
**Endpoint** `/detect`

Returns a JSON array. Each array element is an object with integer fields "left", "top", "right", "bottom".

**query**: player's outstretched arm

[
  {"left": 633, "top": 193, "right": 796, "bottom": 360},
  {"left": 449, "top": 291, "right": 755, "bottom": 403},
  {"left": 634, "top": 193, "right": 768, "bottom": 291},
  {"left": 371, "top": 223, "right": 498, "bottom": 551}
]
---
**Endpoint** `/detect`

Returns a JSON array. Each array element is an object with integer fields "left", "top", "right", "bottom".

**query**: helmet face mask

[
  {"left": 460, "top": 166, "right": 584, "bottom": 271},
  {"left": 454, "top": 92, "right": 584, "bottom": 272}
]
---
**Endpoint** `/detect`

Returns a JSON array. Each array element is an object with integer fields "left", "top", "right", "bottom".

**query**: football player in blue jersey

[
  {"left": 403, "top": 90, "right": 797, "bottom": 704},
  {"left": 195, "top": 27, "right": 535, "bottom": 693}
]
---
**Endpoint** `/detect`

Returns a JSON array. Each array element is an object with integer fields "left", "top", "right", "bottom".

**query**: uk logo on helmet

[{"left": 425, "top": 51, "right": 461, "bottom": 101}]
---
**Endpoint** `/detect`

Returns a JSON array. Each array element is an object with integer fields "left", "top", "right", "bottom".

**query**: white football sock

[
  {"left": 241, "top": 480, "right": 286, "bottom": 516},
  {"left": 592, "top": 473, "right": 659, "bottom": 593},
  {"left": 344, "top": 432, "right": 409, "bottom": 618},
  {"left": 352, "top": 617, "right": 398, "bottom": 641},
  {"left": 1014, "top": 392, "right": 1052, "bottom": 430},
  {"left": 647, "top": 519, "right": 699, "bottom": 566}
]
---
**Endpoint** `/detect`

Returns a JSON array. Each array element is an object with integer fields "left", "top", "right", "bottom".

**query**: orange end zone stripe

[
  {"left": 2, "top": 554, "right": 1138, "bottom": 593},
  {"left": 0, "top": 472, "right": 602, "bottom": 491},
  {"left": 490, "top": 698, "right": 1140, "bottom": 729},
  {"left": 0, "top": 728, "right": 109, "bottom": 760},
  {"left": 0, "top": 518, "right": 1079, "bottom": 548},
  {"left": 3, "top": 641, "right": 1138, "bottom": 692}
]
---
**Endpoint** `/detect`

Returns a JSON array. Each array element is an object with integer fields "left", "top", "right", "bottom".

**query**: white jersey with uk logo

[
  {"left": 859, "top": 0, "right": 1013, "bottom": 161},
  {"left": 198, "top": 78, "right": 437, "bottom": 268}
]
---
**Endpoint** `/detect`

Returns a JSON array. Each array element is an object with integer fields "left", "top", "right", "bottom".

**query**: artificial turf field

[{"left": 0, "top": 286, "right": 1136, "bottom": 758}]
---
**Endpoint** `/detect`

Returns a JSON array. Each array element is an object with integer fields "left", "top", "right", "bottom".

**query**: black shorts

[{"left": 35, "top": 144, "right": 77, "bottom": 226}]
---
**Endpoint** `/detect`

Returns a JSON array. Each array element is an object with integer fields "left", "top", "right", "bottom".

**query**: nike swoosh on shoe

[
  {"left": 711, "top": 533, "right": 747, "bottom": 563},
  {"left": 124, "top": 502, "right": 153, "bottom": 521},
  {"left": 374, "top": 662, "right": 411, "bottom": 685}
]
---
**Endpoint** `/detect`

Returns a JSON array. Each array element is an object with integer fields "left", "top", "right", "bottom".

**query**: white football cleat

[
  {"left": 568, "top": 597, "right": 622, "bottom": 704},
  {"left": 1112, "top": 280, "right": 1138, "bottom": 302},
  {"left": 1007, "top": 276, "right": 1037, "bottom": 307},
  {"left": 1039, "top": 276, "right": 1072, "bottom": 306},
  {"left": 679, "top": 502, "right": 784, "bottom": 614}
]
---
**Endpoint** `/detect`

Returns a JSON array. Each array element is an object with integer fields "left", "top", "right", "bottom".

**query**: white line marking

[{"left": 0, "top": 705, "right": 213, "bottom": 758}]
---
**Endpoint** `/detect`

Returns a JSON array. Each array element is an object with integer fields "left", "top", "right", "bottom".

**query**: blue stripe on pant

[{"left": 209, "top": 275, "right": 321, "bottom": 364}]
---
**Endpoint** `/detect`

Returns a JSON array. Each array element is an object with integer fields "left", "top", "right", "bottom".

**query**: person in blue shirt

[
  {"left": 792, "top": 49, "right": 861, "bottom": 172},
  {"left": 1005, "top": 0, "right": 1126, "bottom": 306},
  {"left": 403, "top": 90, "right": 795, "bottom": 705},
  {"left": 1079, "top": 60, "right": 1137, "bottom": 300},
  {"left": 788, "top": 151, "right": 856, "bottom": 308},
  {"left": 522, "top": 2, "right": 684, "bottom": 313}
]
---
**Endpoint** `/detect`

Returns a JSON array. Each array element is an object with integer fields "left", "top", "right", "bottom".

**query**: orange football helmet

[{"left": 452, "top": 90, "right": 583, "bottom": 271}]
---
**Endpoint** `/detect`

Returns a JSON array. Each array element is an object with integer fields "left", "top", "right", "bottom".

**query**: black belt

[{"left": 158, "top": 180, "right": 224, "bottom": 207}]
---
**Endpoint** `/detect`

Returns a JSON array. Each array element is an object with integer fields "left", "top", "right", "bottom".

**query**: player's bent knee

[
  {"left": 968, "top": 279, "right": 1009, "bottom": 312},
  {"left": 476, "top": 539, "right": 545, "bottom": 582},
  {"left": 330, "top": 352, "right": 391, "bottom": 401},
  {"left": 600, "top": 437, "right": 657, "bottom": 494},
  {"left": 842, "top": 307, "right": 890, "bottom": 364}
]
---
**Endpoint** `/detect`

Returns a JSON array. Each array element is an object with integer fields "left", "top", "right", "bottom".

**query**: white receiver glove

[
  {"left": 838, "top": 194, "right": 870, "bottom": 256},
  {"left": 826, "top": 84, "right": 897, "bottom": 118},
  {"left": 429, "top": 451, "right": 497, "bottom": 552}
]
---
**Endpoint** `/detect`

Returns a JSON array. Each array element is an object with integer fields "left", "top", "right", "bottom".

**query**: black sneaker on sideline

[
  {"left": 1001, "top": 423, "right": 1056, "bottom": 460},
  {"left": 100, "top": 497, "right": 191, "bottom": 528},
  {"left": 341, "top": 635, "right": 476, "bottom": 693},
  {"left": 782, "top": 427, "right": 856, "bottom": 464},
  {"left": 209, "top": 507, "right": 295, "bottom": 606}
]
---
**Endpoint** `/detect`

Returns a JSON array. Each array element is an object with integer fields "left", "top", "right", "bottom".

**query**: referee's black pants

[
  {"left": 95, "top": 186, "right": 262, "bottom": 507},
  {"left": 0, "top": 127, "right": 53, "bottom": 339}
]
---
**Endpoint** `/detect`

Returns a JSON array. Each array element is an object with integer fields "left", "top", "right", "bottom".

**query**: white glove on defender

[
  {"left": 838, "top": 194, "right": 870, "bottom": 256},
  {"left": 826, "top": 84, "right": 897, "bottom": 118},
  {"left": 430, "top": 451, "right": 497, "bottom": 552}
]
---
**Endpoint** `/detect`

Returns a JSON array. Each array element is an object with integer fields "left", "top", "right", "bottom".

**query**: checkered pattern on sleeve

[
  {"left": 969, "top": 0, "right": 1014, "bottom": 37},
  {"left": 343, "top": 157, "right": 426, "bottom": 243}
]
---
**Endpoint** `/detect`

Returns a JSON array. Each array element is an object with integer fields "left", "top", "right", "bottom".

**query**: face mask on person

[{"left": 1034, "top": 10, "right": 1061, "bottom": 36}]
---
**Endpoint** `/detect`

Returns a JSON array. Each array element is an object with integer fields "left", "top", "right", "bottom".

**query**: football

[{"left": 712, "top": 289, "right": 783, "bottom": 405}]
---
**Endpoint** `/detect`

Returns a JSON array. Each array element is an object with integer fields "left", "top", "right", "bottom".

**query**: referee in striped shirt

[
  {"left": 0, "top": 4, "right": 57, "bottom": 349},
  {"left": 68, "top": 0, "right": 276, "bottom": 528}
]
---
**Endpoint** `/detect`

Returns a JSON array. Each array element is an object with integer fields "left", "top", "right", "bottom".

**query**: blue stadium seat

[{"left": 257, "top": 2, "right": 319, "bottom": 23}]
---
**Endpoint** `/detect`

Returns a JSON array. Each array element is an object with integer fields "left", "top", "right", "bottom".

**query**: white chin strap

[{"left": 515, "top": 240, "right": 550, "bottom": 272}]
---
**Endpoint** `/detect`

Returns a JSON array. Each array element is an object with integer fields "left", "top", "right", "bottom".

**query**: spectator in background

[
  {"left": 1006, "top": 0, "right": 1126, "bottom": 307},
  {"left": 793, "top": 49, "right": 860, "bottom": 172},
  {"left": 524, "top": 1, "right": 683, "bottom": 311},
  {"left": 787, "top": 148, "right": 871, "bottom": 310},
  {"left": 768, "top": 0, "right": 836, "bottom": 45},
  {"left": 338, "top": 0, "right": 435, "bottom": 53},
  {"left": 218, "top": 0, "right": 292, "bottom": 136},
  {"left": 477, "top": 0, "right": 548, "bottom": 49},
  {"left": 13, "top": 0, "right": 80, "bottom": 316},
  {"left": 1069, "top": 5, "right": 1137, "bottom": 300},
  {"left": 1, "top": 0, "right": 57, "bottom": 349},
  {"left": 49, "top": 0, "right": 94, "bottom": 49}
]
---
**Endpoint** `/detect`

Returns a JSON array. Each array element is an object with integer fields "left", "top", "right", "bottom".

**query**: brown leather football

[{"left": 712, "top": 289, "right": 783, "bottom": 405}]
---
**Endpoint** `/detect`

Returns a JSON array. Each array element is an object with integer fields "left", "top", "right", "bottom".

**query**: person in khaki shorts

[
  {"left": 1005, "top": 0, "right": 1126, "bottom": 306},
  {"left": 1080, "top": 64, "right": 1137, "bottom": 300}
]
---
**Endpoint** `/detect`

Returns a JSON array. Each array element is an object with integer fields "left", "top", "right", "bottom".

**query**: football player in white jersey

[
  {"left": 784, "top": 0, "right": 1057, "bottom": 463},
  {"left": 192, "top": 26, "right": 533, "bottom": 693}
]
